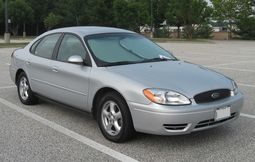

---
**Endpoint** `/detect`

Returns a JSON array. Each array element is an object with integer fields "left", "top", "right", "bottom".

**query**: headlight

[
  {"left": 231, "top": 80, "right": 238, "bottom": 96},
  {"left": 143, "top": 88, "right": 191, "bottom": 105}
]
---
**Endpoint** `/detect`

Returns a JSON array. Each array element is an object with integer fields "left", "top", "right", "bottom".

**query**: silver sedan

[{"left": 9, "top": 27, "right": 243, "bottom": 142}]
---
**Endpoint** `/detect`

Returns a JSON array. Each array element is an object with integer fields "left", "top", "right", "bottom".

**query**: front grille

[
  {"left": 163, "top": 124, "right": 188, "bottom": 130},
  {"left": 195, "top": 112, "right": 237, "bottom": 129},
  {"left": 194, "top": 89, "right": 231, "bottom": 104}
]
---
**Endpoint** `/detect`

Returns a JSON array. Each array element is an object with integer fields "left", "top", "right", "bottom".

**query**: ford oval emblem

[{"left": 211, "top": 92, "right": 220, "bottom": 99}]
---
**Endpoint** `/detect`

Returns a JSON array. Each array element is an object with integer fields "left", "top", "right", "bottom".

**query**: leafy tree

[
  {"left": 9, "top": 0, "right": 34, "bottom": 36},
  {"left": 44, "top": 12, "right": 62, "bottom": 30},
  {"left": 86, "top": 0, "right": 114, "bottom": 26},
  {"left": 113, "top": 0, "right": 149, "bottom": 32},
  {"left": 165, "top": 0, "right": 185, "bottom": 38},
  {"left": 166, "top": 0, "right": 212, "bottom": 39},
  {"left": 235, "top": 17, "right": 255, "bottom": 39},
  {"left": 54, "top": 0, "right": 87, "bottom": 26},
  {"left": 0, "top": 0, "right": 3, "bottom": 23},
  {"left": 27, "top": 0, "right": 48, "bottom": 35},
  {"left": 193, "top": 23, "right": 213, "bottom": 38},
  {"left": 152, "top": 0, "right": 169, "bottom": 28},
  {"left": 212, "top": 0, "right": 253, "bottom": 38}
]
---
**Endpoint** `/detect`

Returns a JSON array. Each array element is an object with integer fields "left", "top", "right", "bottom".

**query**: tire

[
  {"left": 97, "top": 91, "right": 135, "bottom": 142},
  {"left": 17, "top": 72, "right": 38, "bottom": 105}
]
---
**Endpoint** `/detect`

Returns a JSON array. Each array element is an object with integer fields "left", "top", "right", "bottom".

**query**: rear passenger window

[
  {"left": 34, "top": 34, "right": 61, "bottom": 59},
  {"left": 30, "top": 39, "right": 41, "bottom": 53}
]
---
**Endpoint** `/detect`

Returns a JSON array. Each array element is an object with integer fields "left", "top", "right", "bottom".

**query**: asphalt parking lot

[{"left": 0, "top": 40, "right": 255, "bottom": 162}]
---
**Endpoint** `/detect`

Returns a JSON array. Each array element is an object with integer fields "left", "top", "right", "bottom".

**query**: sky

[{"left": 206, "top": 0, "right": 213, "bottom": 6}]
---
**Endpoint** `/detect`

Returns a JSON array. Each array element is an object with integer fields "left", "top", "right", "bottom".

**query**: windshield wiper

[
  {"left": 103, "top": 55, "right": 176, "bottom": 66},
  {"left": 159, "top": 55, "right": 173, "bottom": 60},
  {"left": 139, "top": 56, "right": 176, "bottom": 63},
  {"left": 103, "top": 61, "right": 138, "bottom": 66}
]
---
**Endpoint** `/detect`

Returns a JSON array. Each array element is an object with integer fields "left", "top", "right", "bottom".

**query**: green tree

[
  {"left": 0, "top": 0, "right": 3, "bottom": 23},
  {"left": 212, "top": 0, "right": 253, "bottom": 38},
  {"left": 166, "top": 0, "right": 212, "bottom": 39},
  {"left": 27, "top": 0, "right": 49, "bottom": 35},
  {"left": 9, "top": 0, "right": 34, "bottom": 36},
  {"left": 54, "top": 0, "right": 87, "bottom": 26},
  {"left": 165, "top": 0, "right": 185, "bottom": 38},
  {"left": 235, "top": 17, "right": 255, "bottom": 39},
  {"left": 44, "top": 12, "right": 62, "bottom": 30},
  {"left": 193, "top": 23, "right": 213, "bottom": 38},
  {"left": 152, "top": 0, "right": 169, "bottom": 28},
  {"left": 113, "top": 0, "right": 149, "bottom": 32},
  {"left": 86, "top": 0, "right": 114, "bottom": 26}
]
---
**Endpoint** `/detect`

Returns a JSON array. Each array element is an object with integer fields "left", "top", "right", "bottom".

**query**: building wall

[{"left": 212, "top": 32, "right": 229, "bottom": 40}]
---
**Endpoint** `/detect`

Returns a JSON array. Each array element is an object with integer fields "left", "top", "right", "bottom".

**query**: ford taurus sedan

[{"left": 9, "top": 27, "right": 243, "bottom": 142}]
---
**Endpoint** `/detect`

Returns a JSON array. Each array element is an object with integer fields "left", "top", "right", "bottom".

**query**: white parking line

[
  {"left": 206, "top": 60, "right": 255, "bottom": 68},
  {"left": 0, "top": 97, "right": 138, "bottom": 162},
  {"left": 180, "top": 51, "right": 255, "bottom": 59},
  {"left": 238, "top": 83, "right": 255, "bottom": 88},
  {"left": 0, "top": 85, "right": 16, "bottom": 90},
  {"left": 241, "top": 113, "right": 255, "bottom": 119},
  {"left": 210, "top": 67, "right": 255, "bottom": 73}
]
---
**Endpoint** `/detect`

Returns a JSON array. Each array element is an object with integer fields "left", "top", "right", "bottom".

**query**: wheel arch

[
  {"left": 91, "top": 87, "right": 129, "bottom": 120},
  {"left": 15, "top": 69, "right": 25, "bottom": 85}
]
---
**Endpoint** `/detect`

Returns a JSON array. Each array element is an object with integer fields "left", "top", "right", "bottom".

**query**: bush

[
  {"left": 154, "top": 27, "right": 171, "bottom": 38},
  {"left": 182, "top": 25, "right": 195, "bottom": 39},
  {"left": 235, "top": 17, "right": 255, "bottom": 40},
  {"left": 193, "top": 24, "right": 213, "bottom": 39}
]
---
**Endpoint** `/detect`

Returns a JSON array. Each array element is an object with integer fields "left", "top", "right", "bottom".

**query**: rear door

[{"left": 27, "top": 33, "right": 62, "bottom": 99}]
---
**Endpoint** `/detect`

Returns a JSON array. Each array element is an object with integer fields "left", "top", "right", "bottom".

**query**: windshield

[{"left": 85, "top": 33, "right": 177, "bottom": 66}]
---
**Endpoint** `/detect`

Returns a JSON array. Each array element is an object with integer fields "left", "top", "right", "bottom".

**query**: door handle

[
  {"left": 25, "top": 61, "right": 30, "bottom": 65},
  {"left": 52, "top": 67, "right": 58, "bottom": 73}
]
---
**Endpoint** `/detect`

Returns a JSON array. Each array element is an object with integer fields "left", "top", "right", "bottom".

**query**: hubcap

[
  {"left": 19, "top": 77, "right": 29, "bottom": 100},
  {"left": 101, "top": 101, "right": 123, "bottom": 136}
]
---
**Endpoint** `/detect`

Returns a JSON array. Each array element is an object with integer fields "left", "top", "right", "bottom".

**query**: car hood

[{"left": 106, "top": 61, "right": 233, "bottom": 98}]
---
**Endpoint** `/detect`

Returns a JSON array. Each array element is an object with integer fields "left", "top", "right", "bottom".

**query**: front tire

[
  {"left": 17, "top": 72, "right": 38, "bottom": 105},
  {"left": 97, "top": 92, "right": 135, "bottom": 142}
]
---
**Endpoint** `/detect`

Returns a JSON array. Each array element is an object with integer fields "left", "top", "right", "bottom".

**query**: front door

[{"left": 48, "top": 34, "right": 91, "bottom": 110}]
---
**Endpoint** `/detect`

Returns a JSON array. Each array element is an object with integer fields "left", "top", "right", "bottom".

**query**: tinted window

[
  {"left": 57, "top": 34, "right": 86, "bottom": 62},
  {"left": 34, "top": 34, "right": 61, "bottom": 59},
  {"left": 30, "top": 39, "right": 41, "bottom": 53},
  {"left": 86, "top": 34, "right": 176, "bottom": 66}
]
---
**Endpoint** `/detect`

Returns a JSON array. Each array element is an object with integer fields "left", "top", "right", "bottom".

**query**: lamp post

[{"left": 4, "top": 0, "right": 10, "bottom": 43}]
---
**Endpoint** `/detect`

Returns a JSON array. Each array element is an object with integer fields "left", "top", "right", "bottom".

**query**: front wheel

[
  {"left": 17, "top": 72, "right": 38, "bottom": 105},
  {"left": 97, "top": 92, "right": 135, "bottom": 142}
]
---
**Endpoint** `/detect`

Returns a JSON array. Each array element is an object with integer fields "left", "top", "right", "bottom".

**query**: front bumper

[{"left": 128, "top": 92, "right": 243, "bottom": 135}]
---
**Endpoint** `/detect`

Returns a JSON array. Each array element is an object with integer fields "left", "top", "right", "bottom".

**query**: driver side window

[{"left": 57, "top": 34, "right": 87, "bottom": 62}]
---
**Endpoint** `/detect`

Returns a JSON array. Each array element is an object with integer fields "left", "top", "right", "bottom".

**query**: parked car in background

[{"left": 9, "top": 27, "right": 243, "bottom": 142}]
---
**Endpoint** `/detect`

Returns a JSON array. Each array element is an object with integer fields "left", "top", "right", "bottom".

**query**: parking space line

[
  {"left": 210, "top": 67, "right": 255, "bottom": 73},
  {"left": 0, "top": 97, "right": 138, "bottom": 162},
  {"left": 206, "top": 60, "right": 255, "bottom": 68},
  {"left": 0, "top": 85, "right": 16, "bottom": 90},
  {"left": 238, "top": 83, "right": 255, "bottom": 88},
  {"left": 241, "top": 113, "right": 255, "bottom": 119},
  {"left": 174, "top": 51, "right": 255, "bottom": 58}
]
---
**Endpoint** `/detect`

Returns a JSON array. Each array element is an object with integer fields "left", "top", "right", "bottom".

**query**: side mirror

[{"left": 67, "top": 55, "right": 84, "bottom": 64}]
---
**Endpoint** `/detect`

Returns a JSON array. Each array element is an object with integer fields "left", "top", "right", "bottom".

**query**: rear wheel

[
  {"left": 97, "top": 92, "right": 135, "bottom": 142},
  {"left": 17, "top": 72, "right": 38, "bottom": 105}
]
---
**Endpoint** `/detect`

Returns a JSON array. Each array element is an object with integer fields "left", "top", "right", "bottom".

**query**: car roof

[{"left": 43, "top": 26, "right": 135, "bottom": 37}]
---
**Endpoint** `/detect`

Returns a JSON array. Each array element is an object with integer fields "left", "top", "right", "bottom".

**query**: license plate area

[{"left": 215, "top": 106, "right": 231, "bottom": 121}]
